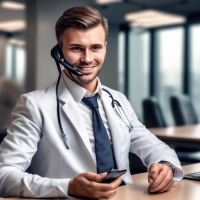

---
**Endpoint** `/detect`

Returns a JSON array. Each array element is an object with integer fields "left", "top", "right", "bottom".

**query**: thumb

[{"left": 95, "top": 172, "right": 107, "bottom": 183}]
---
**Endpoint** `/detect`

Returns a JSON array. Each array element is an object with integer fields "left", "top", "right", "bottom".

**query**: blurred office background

[{"left": 0, "top": 0, "right": 200, "bottom": 171}]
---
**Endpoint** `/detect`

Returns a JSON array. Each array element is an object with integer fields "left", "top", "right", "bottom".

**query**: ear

[{"left": 105, "top": 41, "right": 107, "bottom": 54}]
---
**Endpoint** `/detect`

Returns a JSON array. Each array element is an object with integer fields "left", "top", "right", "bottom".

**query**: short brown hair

[{"left": 55, "top": 6, "right": 108, "bottom": 46}]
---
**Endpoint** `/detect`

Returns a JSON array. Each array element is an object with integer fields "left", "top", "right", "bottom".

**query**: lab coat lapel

[
  {"left": 58, "top": 77, "right": 94, "bottom": 162},
  {"left": 102, "top": 91, "right": 122, "bottom": 169}
]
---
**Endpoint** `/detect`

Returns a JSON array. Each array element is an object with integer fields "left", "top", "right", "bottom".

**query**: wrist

[
  {"left": 159, "top": 161, "right": 175, "bottom": 175},
  {"left": 68, "top": 178, "right": 75, "bottom": 197}
]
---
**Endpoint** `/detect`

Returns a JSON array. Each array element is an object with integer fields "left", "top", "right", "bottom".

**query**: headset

[
  {"left": 51, "top": 44, "right": 133, "bottom": 149},
  {"left": 51, "top": 44, "right": 80, "bottom": 149}
]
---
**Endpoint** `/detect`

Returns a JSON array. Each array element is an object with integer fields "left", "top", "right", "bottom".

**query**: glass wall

[
  {"left": 128, "top": 28, "right": 150, "bottom": 122},
  {"left": 154, "top": 27, "right": 184, "bottom": 126},
  {"left": 189, "top": 24, "right": 200, "bottom": 119},
  {"left": 5, "top": 43, "right": 26, "bottom": 85},
  {"left": 118, "top": 31, "right": 126, "bottom": 94}
]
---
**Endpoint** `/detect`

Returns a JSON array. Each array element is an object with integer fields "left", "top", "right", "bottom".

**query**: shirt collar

[{"left": 62, "top": 71, "right": 103, "bottom": 103}]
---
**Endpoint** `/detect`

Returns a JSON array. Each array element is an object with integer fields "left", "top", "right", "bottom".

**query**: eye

[
  {"left": 92, "top": 46, "right": 101, "bottom": 50},
  {"left": 71, "top": 47, "right": 82, "bottom": 51}
]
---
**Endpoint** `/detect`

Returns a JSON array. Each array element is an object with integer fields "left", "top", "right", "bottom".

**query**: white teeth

[{"left": 78, "top": 66, "right": 94, "bottom": 71}]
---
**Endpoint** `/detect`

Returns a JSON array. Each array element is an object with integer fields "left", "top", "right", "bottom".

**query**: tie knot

[{"left": 82, "top": 94, "right": 99, "bottom": 109}]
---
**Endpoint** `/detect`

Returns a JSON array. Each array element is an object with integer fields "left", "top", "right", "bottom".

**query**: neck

[{"left": 64, "top": 70, "right": 98, "bottom": 93}]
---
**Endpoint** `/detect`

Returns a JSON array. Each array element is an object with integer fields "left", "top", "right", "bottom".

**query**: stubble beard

[{"left": 70, "top": 64, "right": 103, "bottom": 85}]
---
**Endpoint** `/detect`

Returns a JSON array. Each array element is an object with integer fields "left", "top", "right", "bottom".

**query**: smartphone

[{"left": 101, "top": 169, "right": 127, "bottom": 183}]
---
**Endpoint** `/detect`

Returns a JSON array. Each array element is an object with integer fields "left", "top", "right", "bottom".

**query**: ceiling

[
  {"left": 0, "top": 0, "right": 200, "bottom": 25},
  {"left": 90, "top": 0, "right": 200, "bottom": 24},
  {"left": 0, "top": 0, "right": 25, "bottom": 22}
]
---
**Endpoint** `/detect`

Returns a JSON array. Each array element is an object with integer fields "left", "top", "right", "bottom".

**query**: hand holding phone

[{"left": 101, "top": 169, "right": 127, "bottom": 183}]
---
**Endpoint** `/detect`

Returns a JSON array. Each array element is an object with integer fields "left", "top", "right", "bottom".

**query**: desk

[
  {"left": 112, "top": 163, "right": 200, "bottom": 200},
  {"left": 1, "top": 163, "right": 200, "bottom": 200},
  {"left": 149, "top": 124, "right": 200, "bottom": 149}
]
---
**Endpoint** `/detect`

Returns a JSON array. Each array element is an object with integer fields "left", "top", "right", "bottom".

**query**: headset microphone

[{"left": 51, "top": 44, "right": 82, "bottom": 76}]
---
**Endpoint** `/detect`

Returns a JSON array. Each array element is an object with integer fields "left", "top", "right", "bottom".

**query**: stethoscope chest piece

[{"left": 102, "top": 88, "right": 133, "bottom": 132}]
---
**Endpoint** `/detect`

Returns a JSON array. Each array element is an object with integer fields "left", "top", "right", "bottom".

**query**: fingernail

[
  {"left": 100, "top": 172, "right": 107, "bottom": 177},
  {"left": 150, "top": 178, "right": 154, "bottom": 183}
]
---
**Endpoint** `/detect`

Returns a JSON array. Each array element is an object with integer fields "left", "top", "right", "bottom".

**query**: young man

[{"left": 0, "top": 6, "right": 183, "bottom": 199}]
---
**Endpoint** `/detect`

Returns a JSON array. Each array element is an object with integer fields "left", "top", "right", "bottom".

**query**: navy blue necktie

[{"left": 82, "top": 94, "right": 115, "bottom": 174}]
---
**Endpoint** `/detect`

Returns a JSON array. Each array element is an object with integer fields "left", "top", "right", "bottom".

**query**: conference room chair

[
  {"left": 170, "top": 95, "right": 199, "bottom": 126},
  {"left": 142, "top": 97, "right": 167, "bottom": 128},
  {"left": 142, "top": 97, "right": 200, "bottom": 165},
  {"left": 170, "top": 95, "right": 200, "bottom": 164},
  {"left": 129, "top": 97, "right": 167, "bottom": 175},
  {"left": 0, "top": 129, "right": 7, "bottom": 144}
]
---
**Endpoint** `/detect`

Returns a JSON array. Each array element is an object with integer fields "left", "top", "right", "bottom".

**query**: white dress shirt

[{"left": 62, "top": 71, "right": 112, "bottom": 164}]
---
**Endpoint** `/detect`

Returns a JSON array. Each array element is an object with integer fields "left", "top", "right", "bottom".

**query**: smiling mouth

[{"left": 75, "top": 66, "right": 96, "bottom": 71}]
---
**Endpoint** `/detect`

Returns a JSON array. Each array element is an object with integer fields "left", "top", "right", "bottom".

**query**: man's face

[{"left": 61, "top": 24, "right": 107, "bottom": 90}]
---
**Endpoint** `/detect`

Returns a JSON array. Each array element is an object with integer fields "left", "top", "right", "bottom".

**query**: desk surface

[
  {"left": 112, "top": 163, "right": 200, "bottom": 200},
  {"left": 1, "top": 163, "right": 200, "bottom": 200},
  {"left": 149, "top": 124, "right": 200, "bottom": 142}
]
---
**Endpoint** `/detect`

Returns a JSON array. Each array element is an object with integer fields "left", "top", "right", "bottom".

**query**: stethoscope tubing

[{"left": 56, "top": 74, "right": 133, "bottom": 150}]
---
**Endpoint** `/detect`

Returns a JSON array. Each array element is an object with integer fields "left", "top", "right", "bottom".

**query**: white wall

[{"left": 35, "top": 0, "right": 118, "bottom": 90}]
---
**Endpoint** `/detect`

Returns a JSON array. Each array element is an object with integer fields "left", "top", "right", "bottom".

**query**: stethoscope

[
  {"left": 56, "top": 87, "right": 134, "bottom": 149},
  {"left": 102, "top": 88, "right": 133, "bottom": 132},
  {"left": 51, "top": 44, "right": 133, "bottom": 149}
]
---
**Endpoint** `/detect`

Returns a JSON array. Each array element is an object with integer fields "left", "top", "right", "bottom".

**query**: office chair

[
  {"left": 170, "top": 95, "right": 199, "bottom": 126},
  {"left": 142, "top": 97, "right": 167, "bottom": 128},
  {"left": 0, "top": 129, "right": 7, "bottom": 144},
  {"left": 129, "top": 97, "right": 167, "bottom": 175},
  {"left": 170, "top": 95, "right": 200, "bottom": 163}
]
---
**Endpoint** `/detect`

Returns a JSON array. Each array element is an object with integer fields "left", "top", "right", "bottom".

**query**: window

[
  {"left": 189, "top": 24, "right": 200, "bottom": 119},
  {"left": 128, "top": 28, "right": 150, "bottom": 122},
  {"left": 154, "top": 27, "right": 184, "bottom": 126},
  {"left": 118, "top": 31, "right": 126, "bottom": 94},
  {"left": 5, "top": 43, "right": 26, "bottom": 85}
]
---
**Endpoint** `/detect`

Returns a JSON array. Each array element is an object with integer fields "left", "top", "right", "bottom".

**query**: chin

[
  {"left": 75, "top": 72, "right": 97, "bottom": 82},
  {"left": 76, "top": 77, "right": 95, "bottom": 84}
]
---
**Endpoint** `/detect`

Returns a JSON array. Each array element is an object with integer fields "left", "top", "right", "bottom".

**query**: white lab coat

[{"left": 0, "top": 76, "right": 183, "bottom": 198}]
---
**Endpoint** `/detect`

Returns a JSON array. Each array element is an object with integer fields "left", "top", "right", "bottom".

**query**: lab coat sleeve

[
  {"left": 0, "top": 94, "right": 72, "bottom": 198},
  {"left": 120, "top": 94, "right": 184, "bottom": 182}
]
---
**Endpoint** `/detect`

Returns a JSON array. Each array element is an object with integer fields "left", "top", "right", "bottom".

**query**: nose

[{"left": 80, "top": 49, "right": 93, "bottom": 64}]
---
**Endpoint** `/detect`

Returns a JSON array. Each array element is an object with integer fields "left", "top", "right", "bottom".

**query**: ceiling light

[
  {"left": 8, "top": 38, "right": 25, "bottom": 46},
  {"left": 96, "top": 0, "right": 122, "bottom": 5},
  {"left": 125, "top": 9, "right": 186, "bottom": 29},
  {"left": 1, "top": 1, "right": 25, "bottom": 10},
  {"left": 131, "top": 18, "right": 185, "bottom": 28},
  {"left": 0, "top": 20, "right": 26, "bottom": 32}
]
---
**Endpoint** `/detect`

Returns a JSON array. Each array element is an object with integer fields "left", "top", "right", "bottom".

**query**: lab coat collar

[
  {"left": 57, "top": 76, "right": 123, "bottom": 169},
  {"left": 57, "top": 75, "right": 95, "bottom": 164},
  {"left": 61, "top": 71, "right": 102, "bottom": 103}
]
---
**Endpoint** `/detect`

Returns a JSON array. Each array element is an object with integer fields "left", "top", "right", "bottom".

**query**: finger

[
  {"left": 148, "top": 164, "right": 163, "bottom": 183},
  {"left": 106, "top": 190, "right": 116, "bottom": 199},
  {"left": 149, "top": 165, "right": 168, "bottom": 189},
  {"left": 99, "top": 177, "right": 122, "bottom": 191},
  {"left": 149, "top": 171, "right": 173, "bottom": 193},
  {"left": 84, "top": 172, "right": 107, "bottom": 183},
  {"left": 93, "top": 189, "right": 116, "bottom": 199},
  {"left": 110, "top": 176, "right": 122, "bottom": 188},
  {"left": 148, "top": 176, "right": 154, "bottom": 184},
  {"left": 166, "top": 183, "right": 174, "bottom": 191},
  {"left": 158, "top": 179, "right": 174, "bottom": 193}
]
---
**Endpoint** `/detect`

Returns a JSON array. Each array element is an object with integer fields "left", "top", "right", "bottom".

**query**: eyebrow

[
  {"left": 69, "top": 43, "right": 103, "bottom": 47},
  {"left": 69, "top": 44, "right": 82, "bottom": 47}
]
